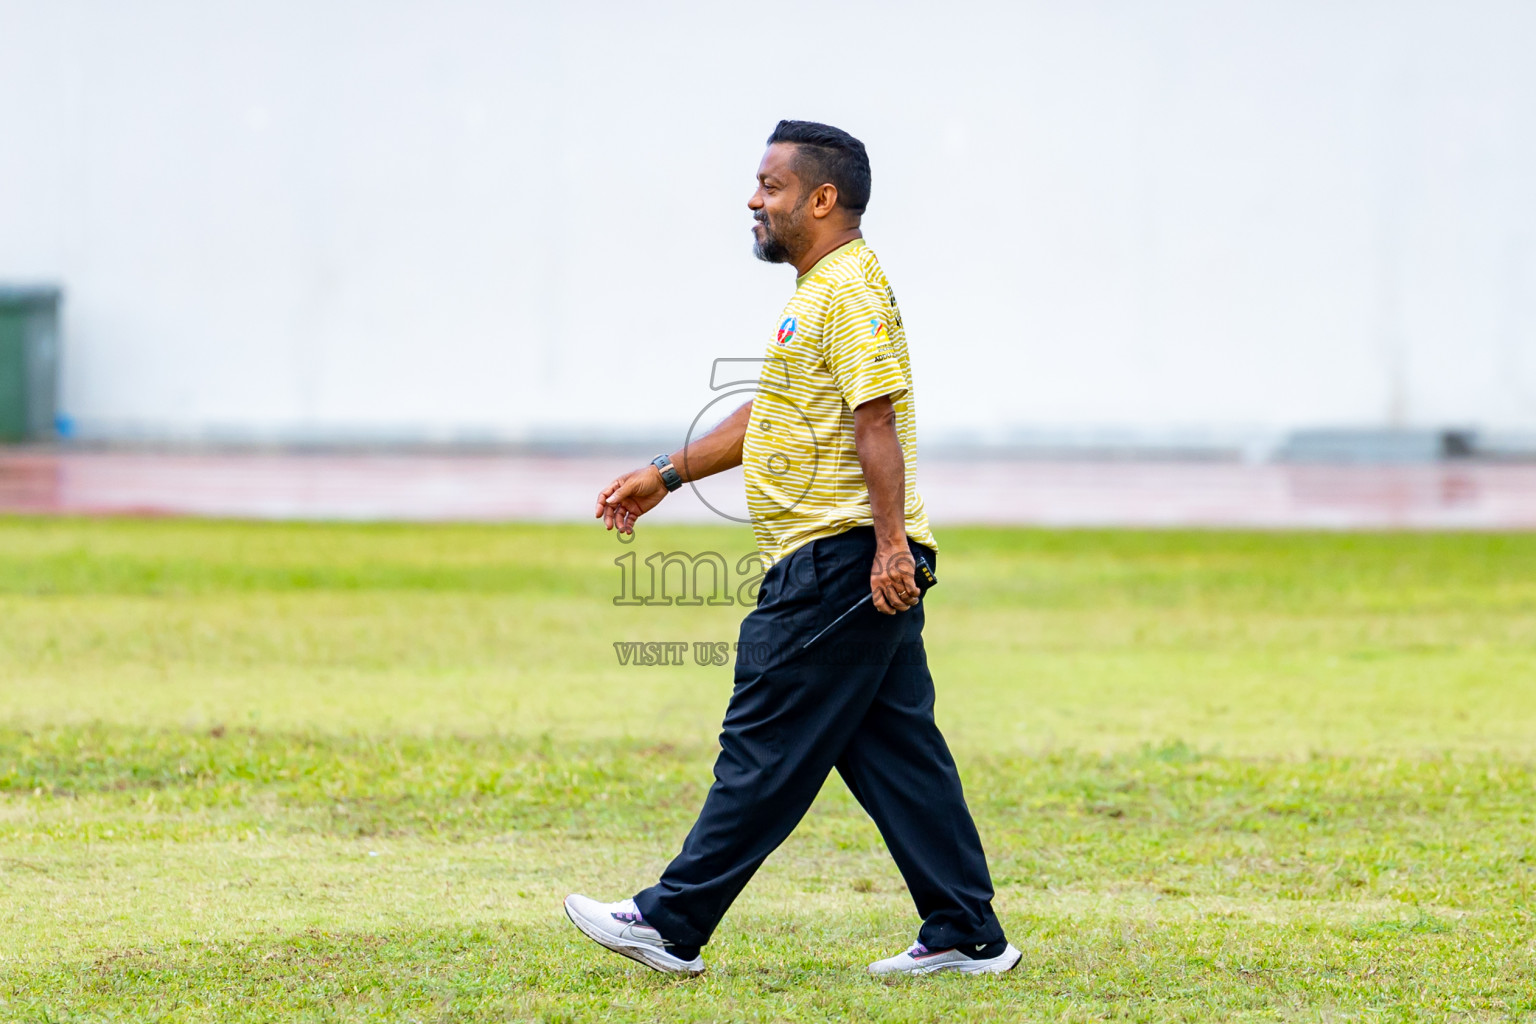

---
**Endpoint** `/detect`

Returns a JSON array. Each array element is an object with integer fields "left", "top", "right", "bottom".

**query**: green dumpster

[{"left": 0, "top": 287, "right": 61, "bottom": 443}]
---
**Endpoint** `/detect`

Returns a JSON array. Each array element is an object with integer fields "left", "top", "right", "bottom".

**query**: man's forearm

[
  {"left": 853, "top": 396, "right": 907, "bottom": 550},
  {"left": 671, "top": 401, "right": 752, "bottom": 483}
]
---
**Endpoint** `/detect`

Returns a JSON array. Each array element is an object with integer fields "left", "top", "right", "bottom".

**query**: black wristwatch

[{"left": 651, "top": 454, "right": 683, "bottom": 492}]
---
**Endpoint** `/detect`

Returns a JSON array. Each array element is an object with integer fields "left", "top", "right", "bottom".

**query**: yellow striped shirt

[{"left": 743, "top": 239, "right": 937, "bottom": 568}]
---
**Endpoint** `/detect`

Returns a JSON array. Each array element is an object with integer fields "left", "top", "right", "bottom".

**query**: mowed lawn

[{"left": 2, "top": 518, "right": 1535, "bottom": 1023}]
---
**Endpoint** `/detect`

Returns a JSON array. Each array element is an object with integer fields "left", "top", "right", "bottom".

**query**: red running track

[{"left": 2, "top": 451, "right": 1536, "bottom": 529}]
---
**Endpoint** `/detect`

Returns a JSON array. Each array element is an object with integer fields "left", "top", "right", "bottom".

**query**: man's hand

[
  {"left": 870, "top": 543, "right": 921, "bottom": 615},
  {"left": 595, "top": 466, "right": 668, "bottom": 535},
  {"left": 853, "top": 394, "right": 919, "bottom": 615},
  {"left": 593, "top": 402, "right": 754, "bottom": 536}
]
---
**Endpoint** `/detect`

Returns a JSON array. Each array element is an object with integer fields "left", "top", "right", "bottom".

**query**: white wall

[{"left": 2, "top": 0, "right": 1534, "bottom": 444}]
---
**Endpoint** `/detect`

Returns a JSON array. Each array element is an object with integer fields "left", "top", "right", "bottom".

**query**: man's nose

[{"left": 747, "top": 192, "right": 763, "bottom": 210}]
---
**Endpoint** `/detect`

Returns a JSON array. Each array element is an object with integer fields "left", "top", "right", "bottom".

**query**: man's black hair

[{"left": 766, "top": 120, "right": 872, "bottom": 216}]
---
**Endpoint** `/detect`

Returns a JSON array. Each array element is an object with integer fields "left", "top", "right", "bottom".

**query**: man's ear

[{"left": 808, "top": 183, "right": 840, "bottom": 220}]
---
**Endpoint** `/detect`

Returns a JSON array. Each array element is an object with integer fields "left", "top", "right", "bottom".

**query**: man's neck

[{"left": 792, "top": 227, "right": 863, "bottom": 277}]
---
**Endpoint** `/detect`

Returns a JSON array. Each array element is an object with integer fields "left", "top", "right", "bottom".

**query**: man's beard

[{"left": 752, "top": 197, "right": 810, "bottom": 264}]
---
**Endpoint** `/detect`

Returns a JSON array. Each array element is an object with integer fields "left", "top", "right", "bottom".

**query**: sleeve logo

[
  {"left": 868, "top": 318, "right": 888, "bottom": 341},
  {"left": 776, "top": 316, "right": 797, "bottom": 345}
]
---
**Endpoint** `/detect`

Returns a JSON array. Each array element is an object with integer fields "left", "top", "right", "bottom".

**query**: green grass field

[{"left": 2, "top": 518, "right": 1534, "bottom": 1022}]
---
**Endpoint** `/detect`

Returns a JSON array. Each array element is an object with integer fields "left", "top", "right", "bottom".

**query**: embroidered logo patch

[
  {"left": 868, "top": 318, "right": 888, "bottom": 341},
  {"left": 776, "top": 316, "right": 797, "bottom": 345}
]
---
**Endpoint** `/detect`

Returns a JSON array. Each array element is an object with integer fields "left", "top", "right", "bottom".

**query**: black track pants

[{"left": 634, "top": 526, "right": 1004, "bottom": 951}]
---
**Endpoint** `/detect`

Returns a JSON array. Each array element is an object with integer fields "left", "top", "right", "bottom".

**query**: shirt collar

[{"left": 795, "top": 238, "right": 866, "bottom": 288}]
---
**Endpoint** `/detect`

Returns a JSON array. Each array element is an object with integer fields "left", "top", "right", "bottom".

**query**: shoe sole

[
  {"left": 872, "top": 943, "right": 1024, "bottom": 976},
  {"left": 563, "top": 896, "right": 705, "bottom": 977}
]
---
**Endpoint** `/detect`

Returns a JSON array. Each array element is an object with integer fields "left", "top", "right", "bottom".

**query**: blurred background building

[{"left": 1, "top": 0, "right": 1534, "bottom": 463}]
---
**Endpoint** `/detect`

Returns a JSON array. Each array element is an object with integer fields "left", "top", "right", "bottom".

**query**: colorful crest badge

[
  {"left": 776, "top": 316, "right": 797, "bottom": 345},
  {"left": 868, "top": 318, "right": 888, "bottom": 342}
]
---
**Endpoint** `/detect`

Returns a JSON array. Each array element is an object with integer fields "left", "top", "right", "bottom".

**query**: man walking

[{"left": 567, "top": 120, "right": 1018, "bottom": 977}]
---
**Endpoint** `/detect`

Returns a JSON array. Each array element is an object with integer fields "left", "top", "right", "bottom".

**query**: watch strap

[{"left": 651, "top": 454, "right": 683, "bottom": 492}]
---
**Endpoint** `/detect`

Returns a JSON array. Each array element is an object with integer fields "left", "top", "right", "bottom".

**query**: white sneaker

[
  {"left": 563, "top": 894, "right": 705, "bottom": 976},
  {"left": 868, "top": 940, "right": 1023, "bottom": 976}
]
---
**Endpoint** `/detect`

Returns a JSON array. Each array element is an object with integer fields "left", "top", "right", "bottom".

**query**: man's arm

[
  {"left": 595, "top": 401, "right": 752, "bottom": 534},
  {"left": 853, "top": 394, "right": 920, "bottom": 615}
]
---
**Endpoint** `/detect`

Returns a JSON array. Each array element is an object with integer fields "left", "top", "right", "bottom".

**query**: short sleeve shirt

[{"left": 743, "top": 239, "right": 938, "bottom": 568}]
